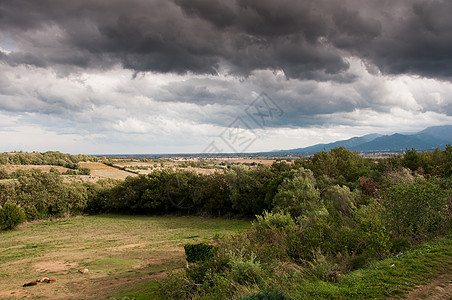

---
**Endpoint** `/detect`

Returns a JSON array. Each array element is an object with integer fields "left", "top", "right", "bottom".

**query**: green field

[{"left": 0, "top": 215, "right": 250, "bottom": 299}]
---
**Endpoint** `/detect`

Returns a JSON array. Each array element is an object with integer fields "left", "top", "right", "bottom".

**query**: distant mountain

[
  {"left": 279, "top": 134, "right": 382, "bottom": 153},
  {"left": 415, "top": 125, "right": 452, "bottom": 141},
  {"left": 278, "top": 125, "right": 452, "bottom": 154}
]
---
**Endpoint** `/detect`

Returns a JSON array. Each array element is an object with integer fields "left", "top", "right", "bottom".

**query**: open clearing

[
  {"left": 79, "top": 162, "right": 137, "bottom": 181},
  {"left": 0, "top": 214, "right": 249, "bottom": 299}
]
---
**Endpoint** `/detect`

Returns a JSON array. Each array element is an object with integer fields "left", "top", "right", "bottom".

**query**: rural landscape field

[
  {"left": 0, "top": 149, "right": 451, "bottom": 299},
  {"left": 0, "top": 214, "right": 249, "bottom": 299}
]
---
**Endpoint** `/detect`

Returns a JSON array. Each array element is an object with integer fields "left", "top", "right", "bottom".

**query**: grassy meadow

[{"left": 0, "top": 215, "right": 250, "bottom": 299}]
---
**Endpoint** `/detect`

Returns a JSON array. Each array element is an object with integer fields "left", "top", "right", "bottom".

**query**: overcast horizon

[{"left": 1, "top": 0, "right": 452, "bottom": 154}]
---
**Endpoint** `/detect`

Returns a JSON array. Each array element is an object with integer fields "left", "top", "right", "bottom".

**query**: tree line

[
  {"left": 0, "top": 151, "right": 97, "bottom": 169},
  {"left": 1, "top": 147, "right": 450, "bottom": 243}
]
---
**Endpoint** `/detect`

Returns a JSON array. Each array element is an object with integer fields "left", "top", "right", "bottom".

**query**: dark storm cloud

[{"left": 1, "top": 0, "right": 452, "bottom": 80}]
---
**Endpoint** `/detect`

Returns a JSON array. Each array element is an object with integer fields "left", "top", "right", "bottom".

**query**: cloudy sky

[{"left": 1, "top": 0, "right": 452, "bottom": 154}]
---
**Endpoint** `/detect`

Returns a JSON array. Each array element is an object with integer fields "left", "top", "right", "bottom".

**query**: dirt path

[{"left": 403, "top": 273, "right": 452, "bottom": 300}]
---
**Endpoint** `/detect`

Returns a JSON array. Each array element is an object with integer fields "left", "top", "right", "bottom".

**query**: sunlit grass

[{"left": 0, "top": 214, "right": 250, "bottom": 299}]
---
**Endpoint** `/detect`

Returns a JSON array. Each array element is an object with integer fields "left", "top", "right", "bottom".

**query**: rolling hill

[{"left": 278, "top": 125, "right": 452, "bottom": 154}]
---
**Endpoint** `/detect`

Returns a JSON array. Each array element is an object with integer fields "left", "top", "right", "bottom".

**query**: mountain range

[{"left": 278, "top": 125, "right": 452, "bottom": 154}]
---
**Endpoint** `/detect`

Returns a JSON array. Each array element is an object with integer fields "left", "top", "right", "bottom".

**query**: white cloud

[{"left": 0, "top": 56, "right": 451, "bottom": 153}]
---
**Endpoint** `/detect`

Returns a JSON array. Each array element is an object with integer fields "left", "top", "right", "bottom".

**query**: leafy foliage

[
  {"left": 185, "top": 243, "right": 215, "bottom": 263},
  {"left": 382, "top": 176, "right": 451, "bottom": 243},
  {"left": 0, "top": 151, "right": 96, "bottom": 169},
  {"left": 241, "top": 288, "right": 289, "bottom": 300},
  {"left": 0, "top": 202, "right": 26, "bottom": 230}
]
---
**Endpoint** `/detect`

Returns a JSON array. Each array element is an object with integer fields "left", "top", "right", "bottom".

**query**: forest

[{"left": 0, "top": 147, "right": 451, "bottom": 298}]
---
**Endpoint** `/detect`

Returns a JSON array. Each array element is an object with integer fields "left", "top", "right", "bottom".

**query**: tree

[
  {"left": 381, "top": 176, "right": 450, "bottom": 242},
  {"left": 272, "top": 168, "right": 321, "bottom": 218},
  {"left": 226, "top": 165, "right": 274, "bottom": 216},
  {"left": 0, "top": 202, "right": 26, "bottom": 230}
]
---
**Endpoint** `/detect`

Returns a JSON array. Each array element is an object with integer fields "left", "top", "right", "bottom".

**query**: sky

[{"left": 1, "top": 0, "right": 452, "bottom": 154}]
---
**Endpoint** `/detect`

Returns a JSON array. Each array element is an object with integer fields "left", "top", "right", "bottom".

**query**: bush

[
  {"left": 322, "top": 185, "right": 356, "bottom": 218},
  {"left": 304, "top": 249, "right": 338, "bottom": 282},
  {"left": 253, "top": 211, "right": 296, "bottom": 232},
  {"left": 382, "top": 176, "right": 450, "bottom": 242},
  {"left": 242, "top": 288, "right": 289, "bottom": 300},
  {"left": 227, "top": 250, "right": 263, "bottom": 285},
  {"left": 354, "top": 201, "right": 391, "bottom": 258},
  {"left": 185, "top": 242, "right": 215, "bottom": 263},
  {"left": 0, "top": 203, "right": 26, "bottom": 230},
  {"left": 272, "top": 168, "right": 321, "bottom": 218}
]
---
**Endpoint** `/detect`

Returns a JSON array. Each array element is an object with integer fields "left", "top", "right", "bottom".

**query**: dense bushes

[
  {"left": 382, "top": 176, "right": 450, "bottom": 243},
  {"left": 185, "top": 243, "right": 215, "bottom": 263},
  {"left": 0, "top": 169, "right": 91, "bottom": 220},
  {"left": 0, "top": 202, "right": 26, "bottom": 230},
  {"left": 154, "top": 143, "right": 452, "bottom": 299},
  {"left": 0, "top": 151, "right": 96, "bottom": 169}
]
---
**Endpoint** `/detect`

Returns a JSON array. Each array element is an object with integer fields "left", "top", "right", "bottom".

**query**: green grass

[
  {"left": 0, "top": 214, "right": 250, "bottom": 299},
  {"left": 284, "top": 233, "right": 452, "bottom": 299}
]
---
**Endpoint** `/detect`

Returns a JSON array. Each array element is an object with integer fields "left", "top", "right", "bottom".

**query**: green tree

[
  {"left": 272, "top": 168, "right": 321, "bottom": 218},
  {"left": 0, "top": 202, "right": 26, "bottom": 230},
  {"left": 382, "top": 176, "right": 450, "bottom": 242},
  {"left": 226, "top": 165, "right": 273, "bottom": 216}
]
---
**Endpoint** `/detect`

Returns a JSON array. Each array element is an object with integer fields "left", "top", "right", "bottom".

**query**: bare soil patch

[
  {"left": 33, "top": 260, "right": 79, "bottom": 274},
  {"left": 404, "top": 274, "right": 452, "bottom": 300}
]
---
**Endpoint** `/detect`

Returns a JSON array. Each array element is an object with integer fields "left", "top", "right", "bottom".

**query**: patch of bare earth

[
  {"left": 33, "top": 260, "right": 79, "bottom": 274},
  {"left": 403, "top": 274, "right": 452, "bottom": 300}
]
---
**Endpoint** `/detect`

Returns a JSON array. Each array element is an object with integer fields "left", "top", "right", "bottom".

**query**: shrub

[
  {"left": 354, "top": 201, "right": 391, "bottom": 258},
  {"left": 185, "top": 242, "right": 215, "bottom": 263},
  {"left": 227, "top": 250, "right": 264, "bottom": 285},
  {"left": 0, "top": 203, "right": 26, "bottom": 230},
  {"left": 322, "top": 185, "right": 356, "bottom": 218},
  {"left": 242, "top": 288, "right": 290, "bottom": 300},
  {"left": 304, "top": 249, "right": 338, "bottom": 282},
  {"left": 253, "top": 210, "right": 296, "bottom": 232},
  {"left": 272, "top": 169, "right": 321, "bottom": 218},
  {"left": 382, "top": 176, "right": 450, "bottom": 242}
]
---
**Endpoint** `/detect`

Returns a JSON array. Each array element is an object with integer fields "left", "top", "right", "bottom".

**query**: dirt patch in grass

[
  {"left": 34, "top": 260, "right": 79, "bottom": 274},
  {"left": 403, "top": 274, "right": 452, "bottom": 300},
  {"left": 108, "top": 243, "right": 147, "bottom": 251},
  {"left": 0, "top": 214, "right": 249, "bottom": 299}
]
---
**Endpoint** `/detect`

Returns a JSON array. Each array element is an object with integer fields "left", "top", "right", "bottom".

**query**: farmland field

[
  {"left": 79, "top": 162, "right": 137, "bottom": 180},
  {"left": 0, "top": 215, "right": 250, "bottom": 299}
]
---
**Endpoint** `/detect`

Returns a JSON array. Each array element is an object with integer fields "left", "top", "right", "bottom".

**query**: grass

[
  {"left": 283, "top": 233, "right": 452, "bottom": 299},
  {"left": 0, "top": 214, "right": 250, "bottom": 299}
]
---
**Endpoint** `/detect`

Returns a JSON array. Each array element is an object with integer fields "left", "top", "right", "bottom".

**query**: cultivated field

[
  {"left": 0, "top": 215, "right": 249, "bottom": 299},
  {"left": 79, "top": 162, "right": 137, "bottom": 181}
]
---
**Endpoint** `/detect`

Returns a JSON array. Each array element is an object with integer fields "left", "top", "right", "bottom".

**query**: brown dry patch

[
  {"left": 34, "top": 260, "right": 79, "bottom": 274},
  {"left": 62, "top": 270, "right": 169, "bottom": 300},
  {"left": 403, "top": 274, "right": 452, "bottom": 300},
  {"left": 79, "top": 162, "right": 137, "bottom": 180},
  {"left": 62, "top": 175, "right": 103, "bottom": 183},
  {"left": 0, "top": 288, "right": 28, "bottom": 299},
  {"left": 79, "top": 162, "right": 117, "bottom": 171},
  {"left": 108, "top": 243, "right": 147, "bottom": 251}
]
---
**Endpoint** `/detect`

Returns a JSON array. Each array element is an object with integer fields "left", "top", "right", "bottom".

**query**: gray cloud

[{"left": 1, "top": 0, "right": 451, "bottom": 80}]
